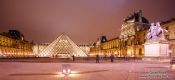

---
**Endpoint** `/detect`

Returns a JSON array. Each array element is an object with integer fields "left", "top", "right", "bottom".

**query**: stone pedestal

[{"left": 143, "top": 40, "right": 170, "bottom": 62}]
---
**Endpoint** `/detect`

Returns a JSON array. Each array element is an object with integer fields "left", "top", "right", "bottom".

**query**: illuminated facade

[
  {"left": 32, "top": 43, "right": 49, "bottom": 56},
  {"left": 120, "top": 10, "right": 149, "bottom": 40},
  {"left": 161, "top": 19, "right": 175, "bottom": 57},
  {"left": 0, "top": 30, "right": 33, "bottom": 58},
  {"left": 0, "top": 12, "right": 174, "bottom": 58},
  {"left": 90, "top": 31, "right": 147, "bottom": 57},
  {"left": 90, "top": 11, "right": 174, "bottom": 57},
  {"left": 90, "top": 11, "right": 149, "bottom": 57}
]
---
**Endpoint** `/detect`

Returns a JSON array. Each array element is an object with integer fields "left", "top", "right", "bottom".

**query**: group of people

[
  {"left": 71, "top": 54, "right": 115, "bottom": 63},
  {"left": 96, "top": 54, "right": 114, "bottom": 63}
]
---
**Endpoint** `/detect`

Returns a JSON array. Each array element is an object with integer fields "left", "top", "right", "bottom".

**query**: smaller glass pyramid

[{"left": 38, "top": 33, "right": 87, "bottom": 58}]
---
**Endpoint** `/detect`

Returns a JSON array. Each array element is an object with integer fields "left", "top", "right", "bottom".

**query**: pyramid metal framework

[{"left": 38, "top": 33, "right": 87, "bottom": 58}]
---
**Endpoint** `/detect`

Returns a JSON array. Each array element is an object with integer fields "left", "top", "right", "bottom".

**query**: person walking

[
  {"left": 104, "top": 54, "right": 107, "bottom": 61},
  {"left": 72, "top": 55, "right": 75, "bottom": 62},
  {"left": 110, "top": 54, "right": 114, "bottom": 63},
  {"left": 96, "top": 54, "right": 100, "bottom": 63}
]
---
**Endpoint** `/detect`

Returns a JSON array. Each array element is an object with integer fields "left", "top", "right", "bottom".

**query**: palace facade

[
  {"left": 161, "top": 19, "right": 175, "bottom": 57},
  {"left": 0, "top": 30, "right": 33, "bottom": 58},
  {"left": 90, "top": 11, "right": 175, "bottom": 57},
  {"left": 0, "top": 11, "right": 174, "bottom": 58}
]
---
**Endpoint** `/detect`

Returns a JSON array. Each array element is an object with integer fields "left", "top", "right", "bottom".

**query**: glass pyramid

[{"left": 38, "top": 33, "right": 87, "bottom": 58}]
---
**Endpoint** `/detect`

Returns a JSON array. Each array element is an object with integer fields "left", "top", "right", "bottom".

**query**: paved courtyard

[{"left": 0, "top": 60, "right": 174, "bottom": 80}]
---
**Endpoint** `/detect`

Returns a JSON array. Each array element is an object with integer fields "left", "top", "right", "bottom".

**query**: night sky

[{"left": 0, "top": 0, "right": 175, "bottom": 44}]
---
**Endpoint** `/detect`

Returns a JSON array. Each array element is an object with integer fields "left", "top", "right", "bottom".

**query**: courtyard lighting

[
  {"left": 171, "top": 64, "right": 175, "bottom": 69},
  {"left": 62, "top": 64, "right": 71, "bottom": 75}
]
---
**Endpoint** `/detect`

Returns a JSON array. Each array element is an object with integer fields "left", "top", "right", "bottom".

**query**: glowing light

[
  {"left": 169, "top": 50, "right": 172, "bottom": 53},
  {"left": 62, "top": 64, "right": 71, "bottom": 75},
  {"left": 69, "top": 73, "right": 80, "bottom": 77},
  {"left": 55, "top": 72, "right": 65, "bottom": 77},
  {"left": 171, "top": 65, "right": 175, "bottom": 70}
]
